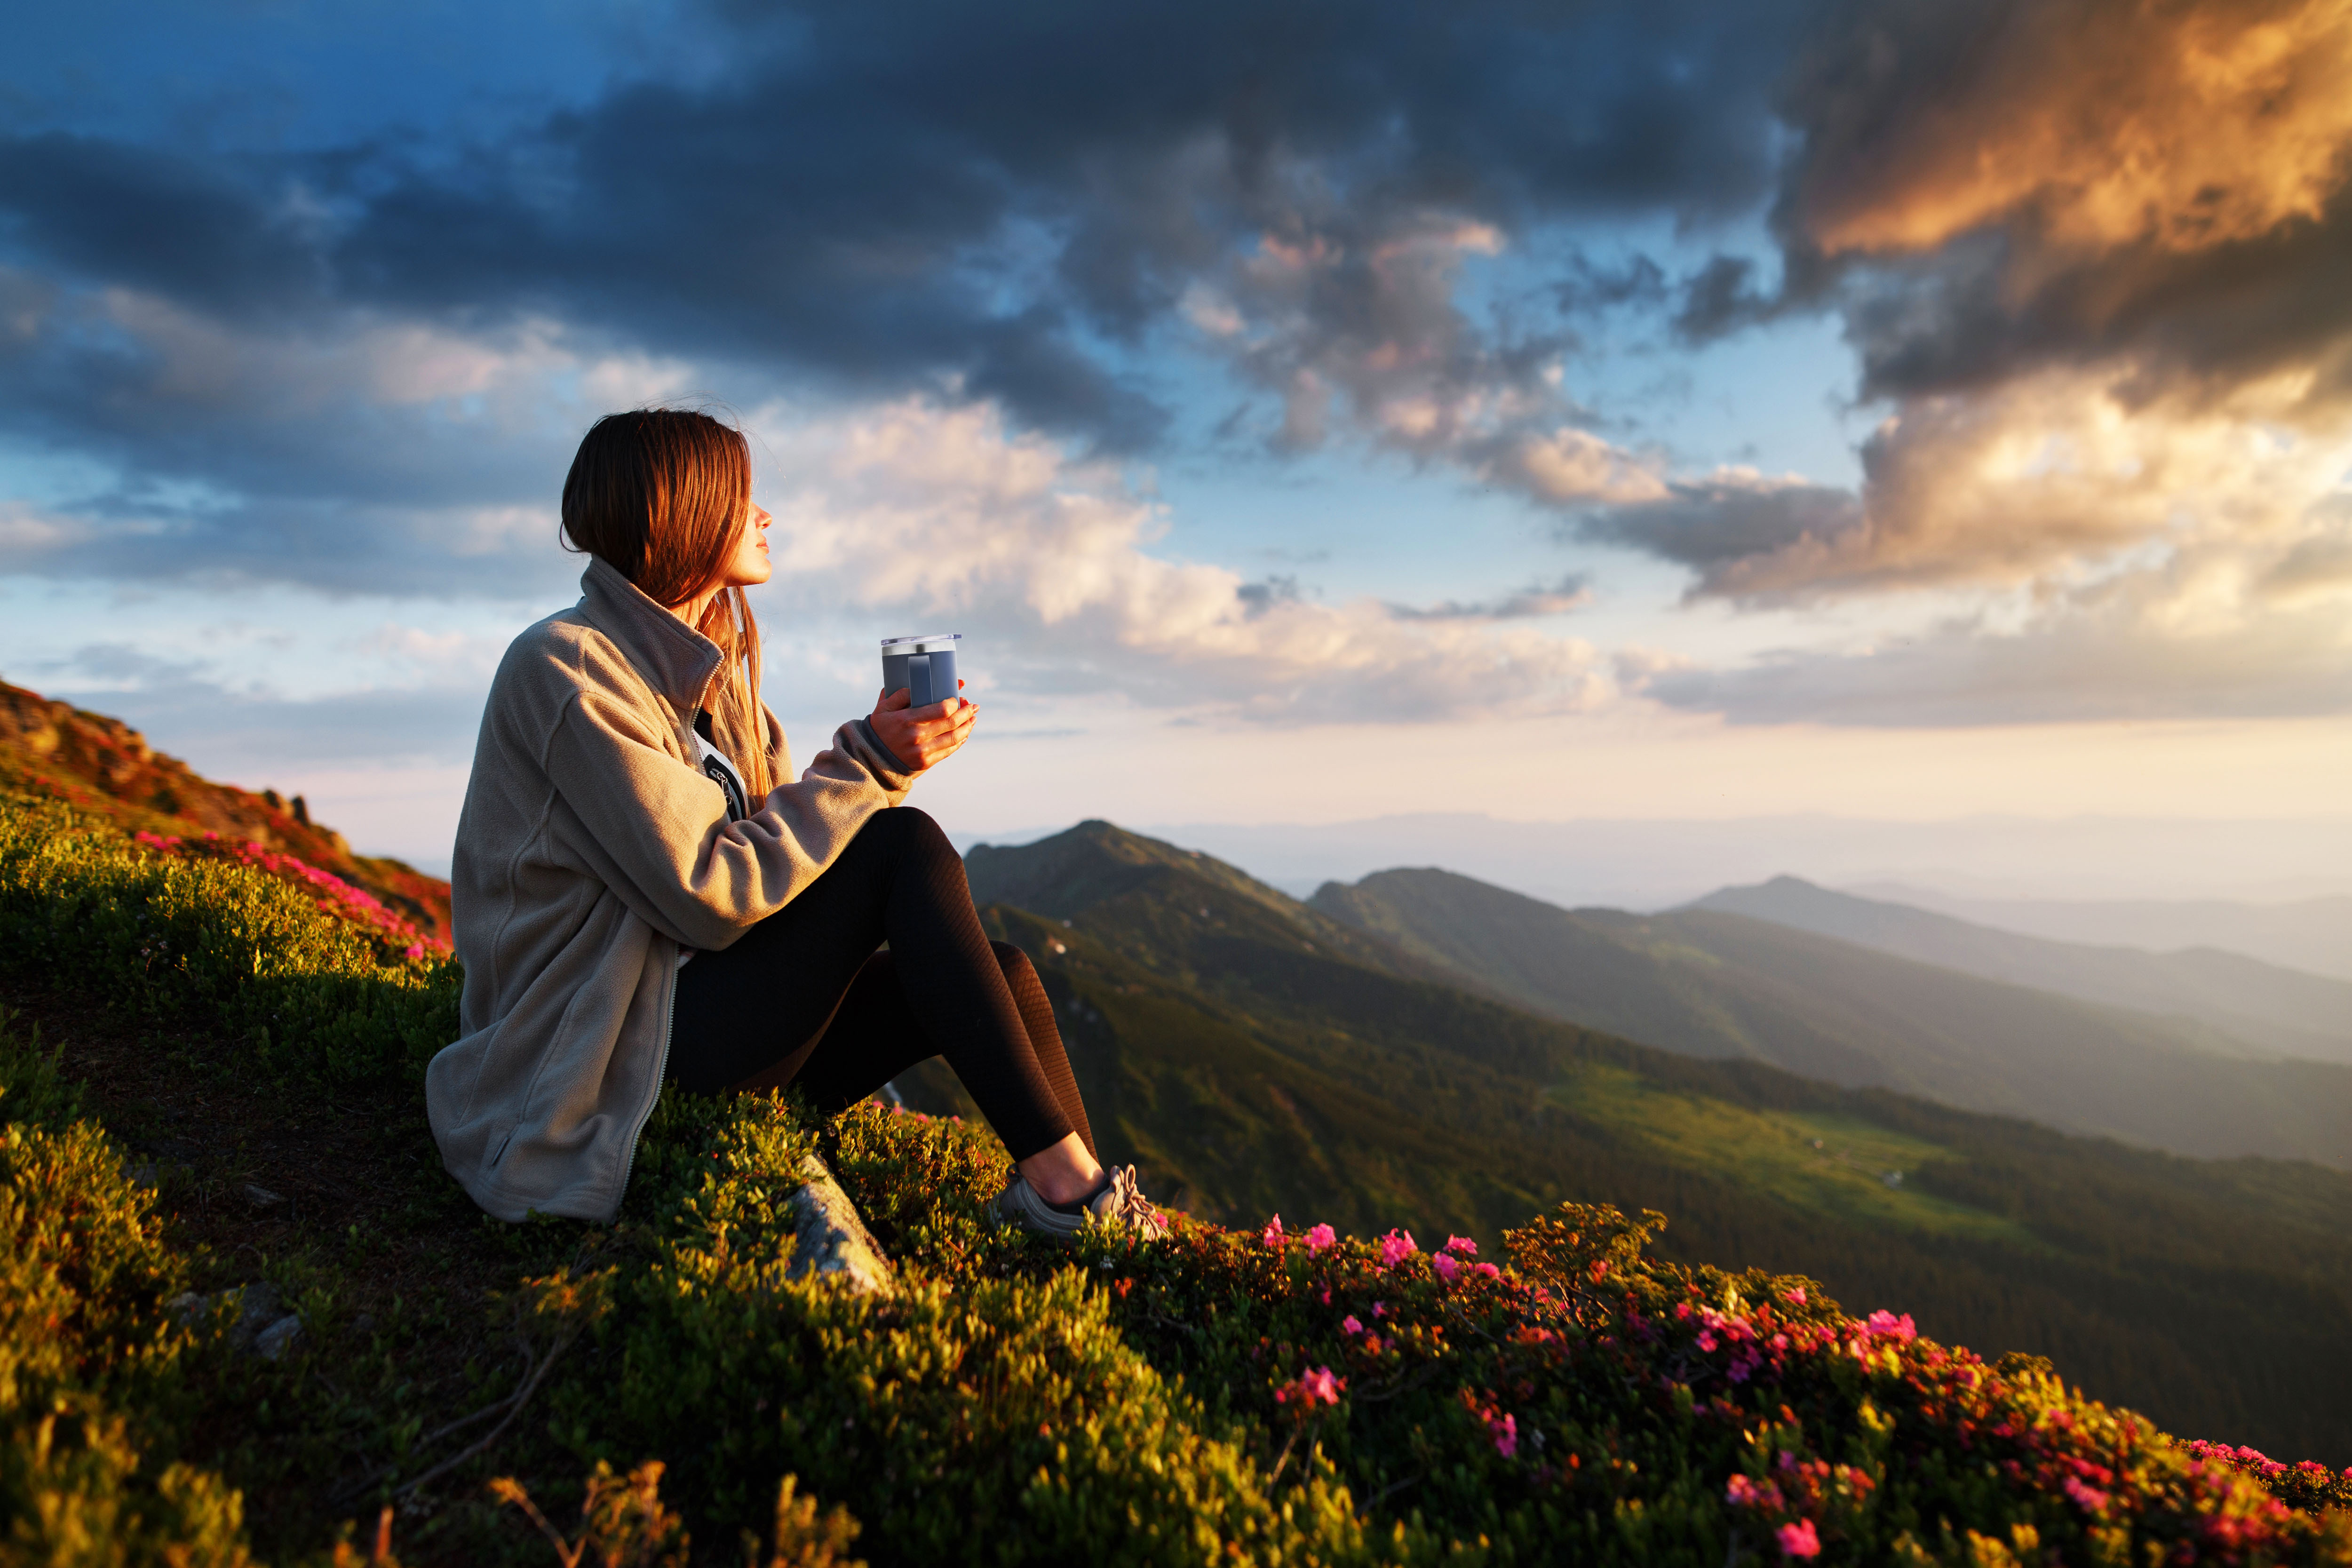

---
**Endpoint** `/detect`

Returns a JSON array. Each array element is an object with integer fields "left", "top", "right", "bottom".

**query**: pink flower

[
  {"left": 1377, "top": 1229, "right": 1418, "bottom": 1267},
  {"left": 1341, "top": 1315, "right": 1363, "bottom": 1336},
  {"left": 1776, "top": 1520, "right": 1820, "bottom": 1559},
  {"left": 2063, "top": 1477, "right": 2109, "bottom": 1513},
  {"left": 1784, "top": 1288, "right": 1806, "bottom": 1306},
  {"left": 1444, "top": 1235, "right": 1478, "bottom": 1255},
  {"left": 1725, "top": 1475, "right": 1761, "bottom": 1507},
  {"left": 1860, "top": 1310, "right": 1917, "bottom": 1342},
  {"left": 1304, "top": 1223, "right": 1337, "bottom": 1253},
  {"left": 1433, "top": 1254, "right": 1460, "bottom": 1284},
  {"left": 1491, "top": 1412, "right": 1518, "bottom": 1458},
  {"left": 1372, "top": 1301, "right": 1386, "bottom": 1318},
  {"left": 1261, "top": 1215, "right": 1286, "bottom": 1247},
  {"left": 1474, "top": 1262, "right": 1502, "bottom": 1279},
  {"left": 1276, "top": 1366, "right": 1346, "bottom": 1409}
]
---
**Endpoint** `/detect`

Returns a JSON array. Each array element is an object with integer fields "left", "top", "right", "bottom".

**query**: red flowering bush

[
  {"left": 133, "top": 828, "right": 446, "bottom": 963},
  {"left": 925, "top": 1169, "right": 2352, "bottom": 1564}
]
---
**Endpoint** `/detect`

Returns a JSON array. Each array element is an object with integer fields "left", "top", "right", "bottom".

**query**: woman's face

[{"left": 720, "top": 502, "right": 774, "bottom": 590}]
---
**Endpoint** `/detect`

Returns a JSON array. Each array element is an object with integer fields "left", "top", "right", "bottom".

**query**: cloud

[
  {"left": 32, "top": 642, "right": 487, "bottom": 767},
  {"left": 1385, "top": 575, "right": 1592, "bottom": 621},
  {"left": 749, "top": 397, "right": 1612, "bottom": 723},
  {"left": 0, "top": 0, "right": 1805, "bottom": 488},
  {"left": 0, "top": 280, "right": 694, "bottom": 593},
  {"left": 1585, "top": 366, "right": 2352, "bottom": 603},
  {"left": 1755, "top": 0, "right": 2352, "bottom": 422}
]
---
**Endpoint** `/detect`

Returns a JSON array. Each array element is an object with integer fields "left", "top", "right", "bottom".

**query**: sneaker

[{"left": 990, "top": 1163, "right": 1168, "bottom": 1242}]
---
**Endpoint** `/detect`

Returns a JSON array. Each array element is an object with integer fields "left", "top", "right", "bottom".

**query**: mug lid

[{"left": 880, "top": 632, "right": 962, "bottom": 650}]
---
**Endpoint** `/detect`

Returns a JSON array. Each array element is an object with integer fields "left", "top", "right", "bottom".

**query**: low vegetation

[
  {"left": 969, "top": 823, "right": 2352, "bottom": 1463},
  {"left": 4, "top": 788, "right": 2351, "bottom": 1563}
]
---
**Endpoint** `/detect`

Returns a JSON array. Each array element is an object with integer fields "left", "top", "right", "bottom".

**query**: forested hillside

[
  {"left": 965, "top": 822, "right": 2352, "bottom": 1463},
  {"left": 1308, "top": 865, "right": 2352, "bottom": 1168}
]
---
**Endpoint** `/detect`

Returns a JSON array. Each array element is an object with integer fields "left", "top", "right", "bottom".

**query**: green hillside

[
  {"left": 7, "top": 788, "right": 2352, "bottom": 1564},
  {"left": 959, "top": 823, "right": 2352, "bottom": 1464},
  {"left": 1690, "top": 876, "right": 2352, "bottom": 1067},
  {"left": 1308, "top": 865, "right": 2352, "bottom": 1167}
]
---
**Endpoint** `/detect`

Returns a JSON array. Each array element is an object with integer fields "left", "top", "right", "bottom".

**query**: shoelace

[{"left": 1104, "top": 1165, "right": 1166, "bottom": 1232}]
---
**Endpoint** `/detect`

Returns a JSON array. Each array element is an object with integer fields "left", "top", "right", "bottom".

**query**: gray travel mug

[{"left": 881, "top": 633, "right": 962, "bottom": 708}]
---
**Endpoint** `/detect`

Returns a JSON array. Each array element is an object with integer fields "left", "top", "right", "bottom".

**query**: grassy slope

[
  {"left": 7, "top": 788, "right": 2352, "bottom": 1565},
  {"left": 1308, "top": 865, "right": 2352, "bottom": 1167},
  {"left": 964, "top": 822, "right": 2352, "bottom": 1464},
  {"left": 0, "top": 675, "right": 452, "bottom": 941}
]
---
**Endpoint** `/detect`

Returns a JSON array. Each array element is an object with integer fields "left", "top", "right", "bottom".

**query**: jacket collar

[{"left": 577, "top": 556, "right": 725, "bottom": 716}]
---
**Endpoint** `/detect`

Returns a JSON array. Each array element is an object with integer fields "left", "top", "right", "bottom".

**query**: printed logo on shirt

[{"left": 702, "top": 752, "right": 748, "bottom": 822}]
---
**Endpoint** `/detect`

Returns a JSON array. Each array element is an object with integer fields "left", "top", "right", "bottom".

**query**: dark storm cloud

[
  {"left": 1605, "top": 0, "right": 2352, "bottom": 606},
  {"left": 0, "top": 134, "right": 323, "bottom": 316},
  {"left": 1751, "top": 0, "right": 2352, "bottom": 414},
  {"left": 3, "top": 0, "right": 1804, "bottom": 434}
]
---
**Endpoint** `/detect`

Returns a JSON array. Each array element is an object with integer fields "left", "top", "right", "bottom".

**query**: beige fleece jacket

[{"left": 426, "top": 557, "right": 913, "bottom": 1222}]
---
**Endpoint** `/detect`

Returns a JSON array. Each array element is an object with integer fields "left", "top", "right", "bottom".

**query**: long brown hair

[{"left": 560, "top": 408, "right": 775, "bottom": 802}]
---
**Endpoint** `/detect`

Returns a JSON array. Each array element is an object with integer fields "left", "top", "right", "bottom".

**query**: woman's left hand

[{"left": 870, "top": 680, "right": 977, "bottom": 773}]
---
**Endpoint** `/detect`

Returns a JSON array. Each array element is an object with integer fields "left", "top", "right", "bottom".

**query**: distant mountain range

[
  {"left": 1691, "top": 876, "right": 2352, "bottom": 1065},
  {"left": 1847, "top": 882, "right": 2352, "bottom": 984},
  {"left": 1309, "top": 866, "right": 2352, "bottom": 1169},
  {"left": 952, "top": 820, "right": 2352, "bottom": 1462}
]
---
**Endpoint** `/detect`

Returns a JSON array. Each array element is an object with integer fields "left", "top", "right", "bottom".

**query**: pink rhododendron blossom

[
  {"left": 1275, "top": 1367, "right": 1346, "bottom": 1409},
  {"left": 1784, "top": 1288, "right": 1806, "bottom": 1305},
  {"left": 1444, "top": 1235, "right": 1477, "bottom": 1255},
  {"left": 1377, "top": 1229, "right": 1418, "bottom": 1267},
  {"left": 1304, "top": 1223, "right": 1337, "bottom": 1253},
  {"left": 1341, "top": 1315, "right": 1363, "bottom": 1336},
  {"left": 1372, "top": 1301, "right": 1386, "bottom": 1318},
  {"left": 2064, "top": 1477, "right": 2110, "bottom": 1512},
  {"left": 1433, "top": 1253, "right": 1460, "bottom": 1283},
  {"left": 1776, "top": 1520, "right": 1820, "bottom": 1559},
  {"left": 1861, "top": 1310, "right": 1917, "bottom": 1342},
  {"left": 1474, "top": 1262, "right": 1501, "bottom": 1279},
  {"left": 1491, "top": 1412, "right": 1518, "bottom": 1458},
  {"left": 1261, "top": 1215, "right": 1285, "bottom": 1247}
]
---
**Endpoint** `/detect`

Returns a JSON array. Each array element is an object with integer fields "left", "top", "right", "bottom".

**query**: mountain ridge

[
  {"left": 953, "top": 819, "right": 2352, "bottom": 1461},
  {"left": 1308, "top": 864, "right": 2352, "bottom": 1168},
  {"left": 1690, "top": 875, "right": 2352, "bottom": 1065}
]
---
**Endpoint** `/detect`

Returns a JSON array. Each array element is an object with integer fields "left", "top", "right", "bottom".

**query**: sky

[{"left": 3, "top": 0, "right": 2349, "bottom": 896}]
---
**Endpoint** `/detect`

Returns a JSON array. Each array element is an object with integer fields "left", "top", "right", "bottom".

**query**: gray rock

[
  {"left": 227, "top": 1281, "right": 286, "bottom": 1347},
  {"left": 244, "top": 1183, "right": 285, "bottom": 1210},
  {"left": 171, "top": 1282, "right": 294, "bottom": 1356},
  {"left": 253, "top": 1313, "right": 303, "bottom": 1360},
  {"left": 786, "top": 1152, "right": 893, "bottom": 1295}
]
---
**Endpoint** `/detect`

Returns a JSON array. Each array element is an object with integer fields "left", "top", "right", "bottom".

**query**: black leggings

[{"left": 667, "top": 807, "right": 1094, "bottom": 1162}]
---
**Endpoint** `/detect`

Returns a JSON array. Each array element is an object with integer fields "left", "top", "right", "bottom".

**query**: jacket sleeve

[{"left": 543, "top": 684, "right": 915, "bottom": 951}]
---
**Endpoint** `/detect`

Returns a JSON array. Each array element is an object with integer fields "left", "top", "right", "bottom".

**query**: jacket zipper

[{"left": 614, "top": 943, "right": 680, "bottom": 1211}]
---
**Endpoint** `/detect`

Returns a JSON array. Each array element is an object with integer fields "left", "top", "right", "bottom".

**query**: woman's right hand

[{"left": 870, "top": 681, "right": 977, "bottom": 773}]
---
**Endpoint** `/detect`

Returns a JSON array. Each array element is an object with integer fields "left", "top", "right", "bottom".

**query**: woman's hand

[{"left": 870, "top": 680, "right": 977, "bottom": 774}]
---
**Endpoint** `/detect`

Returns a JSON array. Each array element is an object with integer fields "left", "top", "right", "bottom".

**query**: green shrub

[
  {"left": 0, "top": 1017, "right": 257, "bottom": 1566},
  {"left": 0, "top": 793, "right": 458, "bottom": 1087}
]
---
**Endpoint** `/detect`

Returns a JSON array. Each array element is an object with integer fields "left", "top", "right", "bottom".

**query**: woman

[{"left": 425, "top": 407, "right": 1160, "bottom": 1240}]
